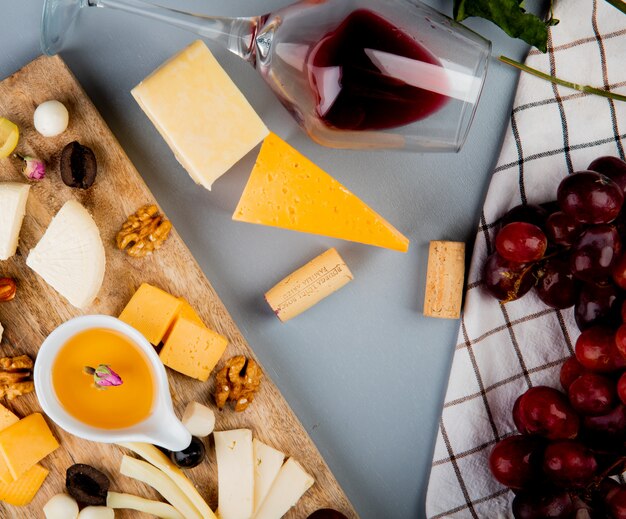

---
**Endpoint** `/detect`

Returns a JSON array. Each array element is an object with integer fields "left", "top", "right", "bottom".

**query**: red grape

[
  {"left": 512, "top": 489, "right": 574, "bottom": 519},
  {"left": 483, "top": 252, "right": 535, "bottom": 302},
  {"left": 542, "top": 440, "right": 598, "bottom": 488},
  {"left": 582, "top": 403, "right": 626, "bottom": 440},
  {"left": 615, "top": 324, "right": 626, "bottom": 360},
  {"left": 575, "top": 326, "right": 625, "bottom": 372},
  {"left": 513, "top": 386, "right": 579, "bottom": 439},
  {"left": 606, "top": 485, "right": 626, "bottom": 519},
  {"left": 496, "top": 222, "right": 548, "bottom": 263},
  {"left": 488, "top": 435, "right": 544, "bottom": 489},
  {"left": 501, "top": 204, "right": 549, "bottom": 230},
  {"left": 557, "top": 171, "right": 624, "bottom": 224},
  {"left": 567, "top": 373, "right": 616, "bottom": 416},
  {"left": 560, "top": 357, "right": 589, "bottom": 391},
  {"left": 570, "top": 225, "right": 621, "bottom": 283},
  {"left": 588, "top": 156, "right": 626, "bottom": 194},
  {"left": 534, "top": 257, "right": 578, "bottom": 309},
  {"left": 613, "top": 253, "right": 626, "bottom": 290},
  {"left": 618, "top": 372, "right": 626, "bottom": 405},
  {"left": 546, "top": 211, "right": 584, "bottom": 247},
  {"left": 575, "top": 282, "right": 620, "bottom": 331}
]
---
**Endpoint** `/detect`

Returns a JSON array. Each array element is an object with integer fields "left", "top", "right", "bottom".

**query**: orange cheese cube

[
  {"left": 0, "top": 463, "right": 48, "bottom": 506},
  {"left": 0, "top": 404, "right": 19, "bottom": 484},
  {"left": 163, "top": 297, "right": 205, "bottom": 344},
  {"left": 119, "top": 283, "right": 182, "bottom": 345},
  {"left": 160, "top": 317, "right": 227, "bottom": 381},
  {"left": 0, "top": 413, "right": 59, "bottom": 481}
]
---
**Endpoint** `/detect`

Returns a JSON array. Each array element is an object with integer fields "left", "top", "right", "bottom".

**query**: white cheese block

[
  {"left": 181, "top": 401, "right": 215, "bottom": 437},
  {"left": 252, "top": 439, "right": 285, "bottom": 513},
  {"left": 132, "top": 40, "right": 269, "bottom": 191},
  {"left": 253, "top": 458, "right": 314, "bottom": 519},
  {"left": 26, "top": 200, "right": 105, "bottom": 309},
  {"left": 0, "top": 182, "right": 30, "bottom": 260},
  {"left": 214, "top": 429, "right": 254, "bottom": 519}
]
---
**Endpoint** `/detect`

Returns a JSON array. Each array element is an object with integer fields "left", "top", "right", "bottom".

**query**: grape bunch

[{"left": 485, "top": 157, "right": 626, "bottom": 518}]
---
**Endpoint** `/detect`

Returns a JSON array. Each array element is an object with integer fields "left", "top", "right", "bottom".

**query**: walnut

[
  {"left": 0, "top": 355, "right": 34, "bottom": 400},
  {"left": 214, "top": 356, "right": 263, "bottom": 412},
  {"left": 116, "top": 204, "right": 172, "bottom": 258}
]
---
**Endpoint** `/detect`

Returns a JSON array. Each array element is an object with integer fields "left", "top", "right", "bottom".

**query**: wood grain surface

[{"left": 0, "top": 55, "right": 357, "bottom": 519}]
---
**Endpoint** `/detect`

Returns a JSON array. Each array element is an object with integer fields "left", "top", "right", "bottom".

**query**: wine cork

[
  {"left": 424, "top": 241, "right": 465, "bottom": 319},
  {"left": 265, "top": 248, "right": 353, "bottom": 322}
]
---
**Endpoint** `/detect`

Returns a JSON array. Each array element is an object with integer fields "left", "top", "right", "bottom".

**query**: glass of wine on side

[{"left": 41, "top": 0, "right": 491, "bottom": 151}]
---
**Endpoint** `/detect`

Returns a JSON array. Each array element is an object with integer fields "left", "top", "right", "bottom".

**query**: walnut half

[
  {"left": 116, "top": 204, "right": 172, "bottom": 258},
  {"left": 0, "top": 354, "right": 34, "bottom": 400},
  {"left": 215, "top": 356, "right": 263, "bottom": 412}
]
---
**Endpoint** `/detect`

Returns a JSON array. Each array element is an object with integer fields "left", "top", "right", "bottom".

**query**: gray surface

[{"left": 0, "top": 2, "right": 531, "bottom": 517}]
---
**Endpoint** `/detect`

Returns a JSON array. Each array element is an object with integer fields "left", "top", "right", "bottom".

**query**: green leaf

[{"left": 453, "top": 0, "right": 549, "bottom": 52}]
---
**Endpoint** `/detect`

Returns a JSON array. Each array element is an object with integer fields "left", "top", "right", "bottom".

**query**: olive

[
  {"left": 169, "top": 436, "right": 206, "bottom": 468},
  {"left": 60, "top": 141, "right": 97, "bottom": 189},
  {"left": 66, "top": 463, "right": 110, "bottom": 507}
]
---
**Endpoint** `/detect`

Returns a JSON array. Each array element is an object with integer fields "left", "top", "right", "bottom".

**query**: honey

[{"left": 52, "top": 328, "right": 155, "bottom": 429}]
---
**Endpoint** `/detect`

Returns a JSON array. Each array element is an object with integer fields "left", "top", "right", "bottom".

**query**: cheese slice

[
  {"left": 253, "top": 458, "right": 314, "bottom": 519},
  {"left": 252, "top": 439, "right": 285, "bottom": 513},
  {"left": 163, "top": 297, "right": 204, "bottom": 343},
  {"left": 0, "top": 413, "right": 59, "bottom": 481},
  {"left": 0, "top": 404, "right": 18, "bottom": 430},
  {"left": 0, "top": 463, "right": 48, "bottom": 506},
  {"left": 132, "top": 40, "right": 269, "bottom": 190},
  {"left": 233, "top": 133, "right": 409, "bottom": 252},
  {"left": 0, "top": 182, "right": 30, "bottom": 260},
  {"left": 214, "top": 429, "right": 254, "bottom": 519}
]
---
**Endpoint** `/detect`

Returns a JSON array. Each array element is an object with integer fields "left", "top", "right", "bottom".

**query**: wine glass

[{"left": 41, "top": 0, "right": 491, "bottom": 151}]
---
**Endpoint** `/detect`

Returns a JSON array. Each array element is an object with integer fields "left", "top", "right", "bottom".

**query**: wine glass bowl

[{"left": 41, "top": 0, "right": 491, "bottom": 151}]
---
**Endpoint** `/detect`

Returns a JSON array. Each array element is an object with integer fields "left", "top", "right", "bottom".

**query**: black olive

[
  {"left": 66, "top": 463, "right": 110, "bottom": 506},
  {"left": 169, "top": 436, "right": 206, "bottom": 468},
  {"left": 60, "top": 141, "right": 97, "bottom": 189},
  {"left": 307, "top": 510, "right": 349, "bottom": 519}
]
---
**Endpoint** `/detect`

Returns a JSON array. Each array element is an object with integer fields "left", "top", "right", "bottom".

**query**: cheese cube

[
  {"left": 253, "top": 458, "right": 314, "bottom": 519},
  {"left": 181, "top": 402, "right": 215, "bottom": 437},
  {"left": 0, "top": 463, "right": 48, "bottom": 506},
  {"left": 214, "top": 429, "right": 254, "bottom": 519},
  {"left": 132, "top": 40, "right": 269, "bottom": 190},
  {"left": 163, "top": 297, "right": 204, "bottom": 344},
  {"left": 119, "top": 283, "right": 182, "bottom": 345},
  {"left": 253, "top": 439, "right": 285, "bottom": 513},
  {"left": 160, "top": 317, "right": 227, "bottom": 381},
  {"left": 0, "top": 413, "right": 59, "bottom": 481}
]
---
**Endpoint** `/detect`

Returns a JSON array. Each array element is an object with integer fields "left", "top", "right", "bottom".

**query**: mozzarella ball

[
  {"left": 182, "top": 401, "right": 215, "bottom": 437},
  {"left": 77, "top": 506, "right": 115, "bottom": 519},
  {"left": 34, "top": 100, "right": 69, "bottom": 137},
  {"left": 43, "top": 493, "right": 79, "bottom": 519}
]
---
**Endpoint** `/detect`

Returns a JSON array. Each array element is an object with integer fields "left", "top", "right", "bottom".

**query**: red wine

[{"left": 306, "top": 9, "right": 449, "bottom": 131}]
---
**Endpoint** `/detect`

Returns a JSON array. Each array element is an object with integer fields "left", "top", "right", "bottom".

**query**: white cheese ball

[
  {"left": 34, "top": 100, "right": 69, "bottom": 137},
  {"left": 77, "top": 506, "right": 115, "bottom": 519},
  {"left": 43, "top": 493, "right": 79, "bottom": 519},
  {"left": 182, "top": 401, "right": 215, "bottom": 437}
]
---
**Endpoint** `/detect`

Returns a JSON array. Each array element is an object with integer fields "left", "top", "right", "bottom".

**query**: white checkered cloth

[{"left": 426, "top": 1, "right": 626, "bottom": 517}]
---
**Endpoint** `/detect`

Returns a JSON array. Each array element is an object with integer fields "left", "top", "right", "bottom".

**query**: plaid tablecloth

[{"left": 425, "top": 1, "right": 626, "bottom": 517}]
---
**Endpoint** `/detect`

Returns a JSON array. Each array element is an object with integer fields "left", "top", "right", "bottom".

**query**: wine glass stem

[{"left": 88, "top": 0, "right": 260, "bottom": 63}]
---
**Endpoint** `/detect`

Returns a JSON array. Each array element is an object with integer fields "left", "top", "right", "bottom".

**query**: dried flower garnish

[
  {"left": 83, "top": 364, "right": 123, "bottom": 389},
  {"left": 14, "top": 153, "right": 46, "bottom": 181}
]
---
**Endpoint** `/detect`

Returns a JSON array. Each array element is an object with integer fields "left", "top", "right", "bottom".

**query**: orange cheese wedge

[{"left": 233, "top": 133, "right": 409, "bottom": 252}]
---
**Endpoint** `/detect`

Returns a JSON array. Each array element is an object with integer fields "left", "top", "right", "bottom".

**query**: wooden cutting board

[{"left": 0, "top": 55, "right": 357, "bottom": 519}]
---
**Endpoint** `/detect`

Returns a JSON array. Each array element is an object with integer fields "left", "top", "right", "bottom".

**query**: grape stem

[
  {"left": 587, "top": 455, "right": 626, "bottom": 491},
  {"left": 499, "top": 56, "right": 626, "bottom": 102}
]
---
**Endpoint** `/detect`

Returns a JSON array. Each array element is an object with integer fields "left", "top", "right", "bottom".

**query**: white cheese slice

[
  {"left": 26, "top": 200, "right": 105, "bottom": 309},
  {"left": 107, "top": 492, "right": 183, "bottom": 519},
  {"left": 214, "top": 429, "right": 254, "bottom": 519},
  {"left": 252, "top": 439, "right": 285, "bottom": 513},
  {"left": 253, "top": 458, "right": 314, "bottom": 519},
  {"left": 0, "top": 322, "right": 3, "bottom": 343},
  {"left": 0, "top": 182, "right": 30, "bottom": 260}
]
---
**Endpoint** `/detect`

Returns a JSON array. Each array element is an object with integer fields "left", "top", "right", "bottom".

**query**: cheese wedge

[
  {"left": 253, "top": 439, "right": 285, "bottom": 513},
  {"left": 26, "top": 200, "right": 105, "bottom": 309},
  {"left": 214, "top": 429, "right": 254, "bottom": 519},
  {"left": 132, "top": 40, "right": 269, "bottom": 190},
  {"left": 0, "top": 464, "right": 49, "bottom": 506},
  {"left": 253, "top": 458, "right": 314, "bottom": 519},
  {"left": 233, "top": 133, "right": 409, "bottom": 252},
  {"left": 0, "top": 183, "right": 30, "bottom": 260}
]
